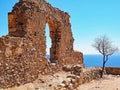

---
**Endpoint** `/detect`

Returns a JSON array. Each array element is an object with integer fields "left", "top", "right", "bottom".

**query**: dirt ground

[
  {"left": 77, "top": 75, "right": 120, "bottom": 90},
  {"left": 1, "top": 69, "right": 120, "bottom": 90}
]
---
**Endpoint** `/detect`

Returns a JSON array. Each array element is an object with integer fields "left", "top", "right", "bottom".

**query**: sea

[
  {"left": 46, "top": 53, "right": 120, "bottom": 67},
  {"left": 84, "top": 54, "right": 120, "bottom": 67}
]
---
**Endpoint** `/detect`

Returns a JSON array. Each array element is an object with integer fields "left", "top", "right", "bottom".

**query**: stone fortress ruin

[{"left": 0, "top": 0, "right": 83, "bottom": 88}]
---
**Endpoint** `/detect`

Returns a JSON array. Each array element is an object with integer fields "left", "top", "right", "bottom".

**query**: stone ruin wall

[
  {"left": 105, "top": 67, "right": 120, "bottom": 75},
  {"left": 0, "top": 0, "right": 83, "bottom": 88}
]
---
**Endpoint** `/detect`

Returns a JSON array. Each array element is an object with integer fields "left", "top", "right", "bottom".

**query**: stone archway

[
  {"left": 8, "top": 0, "right": 83, "bottom": 64},
  {"left": 0, "top": 0, "right": 83, "bottom": 88}
]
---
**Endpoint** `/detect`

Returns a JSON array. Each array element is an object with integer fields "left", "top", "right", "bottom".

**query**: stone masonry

[{"left": 0, "top": 0, "right": 83, "bottom": 88}]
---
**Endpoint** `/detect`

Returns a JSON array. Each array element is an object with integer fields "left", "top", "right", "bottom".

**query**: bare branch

[
  {"left": 92, "top": 35, "right": 118, "bottom": 56},
  {"left": 92, "top": 35, "right": 119, "bottom": 78}
]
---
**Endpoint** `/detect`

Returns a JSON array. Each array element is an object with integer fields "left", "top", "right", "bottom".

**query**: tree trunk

[{"left": 101, "top": 55, "right": 106, "bottom": 78}]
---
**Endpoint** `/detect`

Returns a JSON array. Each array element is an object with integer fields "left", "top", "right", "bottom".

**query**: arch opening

[
  {"left": 45, "top": 23, "right": 51, "bottom": 60},
  {"left": 45, "top": 22, "right": 62, "bottom": 63}
]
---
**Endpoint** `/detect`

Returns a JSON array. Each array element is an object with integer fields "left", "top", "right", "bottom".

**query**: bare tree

[{"left": 92, "top": 35, "right": 119, "bottom": 78}]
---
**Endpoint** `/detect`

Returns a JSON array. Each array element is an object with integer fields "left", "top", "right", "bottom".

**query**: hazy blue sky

[{"left": 0, "top": 0, "right": 120, "bottom": 54}]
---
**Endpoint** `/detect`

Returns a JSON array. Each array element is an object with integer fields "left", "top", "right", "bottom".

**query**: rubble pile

[{"left": 0, "top": 68, "right": 101, "bottom": 90}]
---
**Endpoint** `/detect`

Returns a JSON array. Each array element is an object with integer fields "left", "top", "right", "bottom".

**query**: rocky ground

[
  {"left": 77, "top": 75, "right": 120, "bottom": 90},
  {"left": 1, "top": 67, "right": 120, "bottom": 90},
  {"left": 1, "top": 71, "right": 77, "bottom": 90}
]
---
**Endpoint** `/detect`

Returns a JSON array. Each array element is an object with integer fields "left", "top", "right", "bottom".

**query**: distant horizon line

[
  {"left": 82, "top": 53, "right": 120, "bottom": 55},
  {"left": 46, "top": 52, "right": 120, "bottom": 56}
]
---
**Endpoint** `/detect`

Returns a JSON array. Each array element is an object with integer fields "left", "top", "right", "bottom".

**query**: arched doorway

[
  {"left": 46, "top": 21, "right": 62, "bottom": 63},
  {"left": 45, "top": 23, "right": 51, "bottom": 60}
]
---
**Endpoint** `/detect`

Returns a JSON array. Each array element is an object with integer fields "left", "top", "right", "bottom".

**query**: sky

[{"left": 0, "top": 0, "right": 120, "bottom": 54}]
